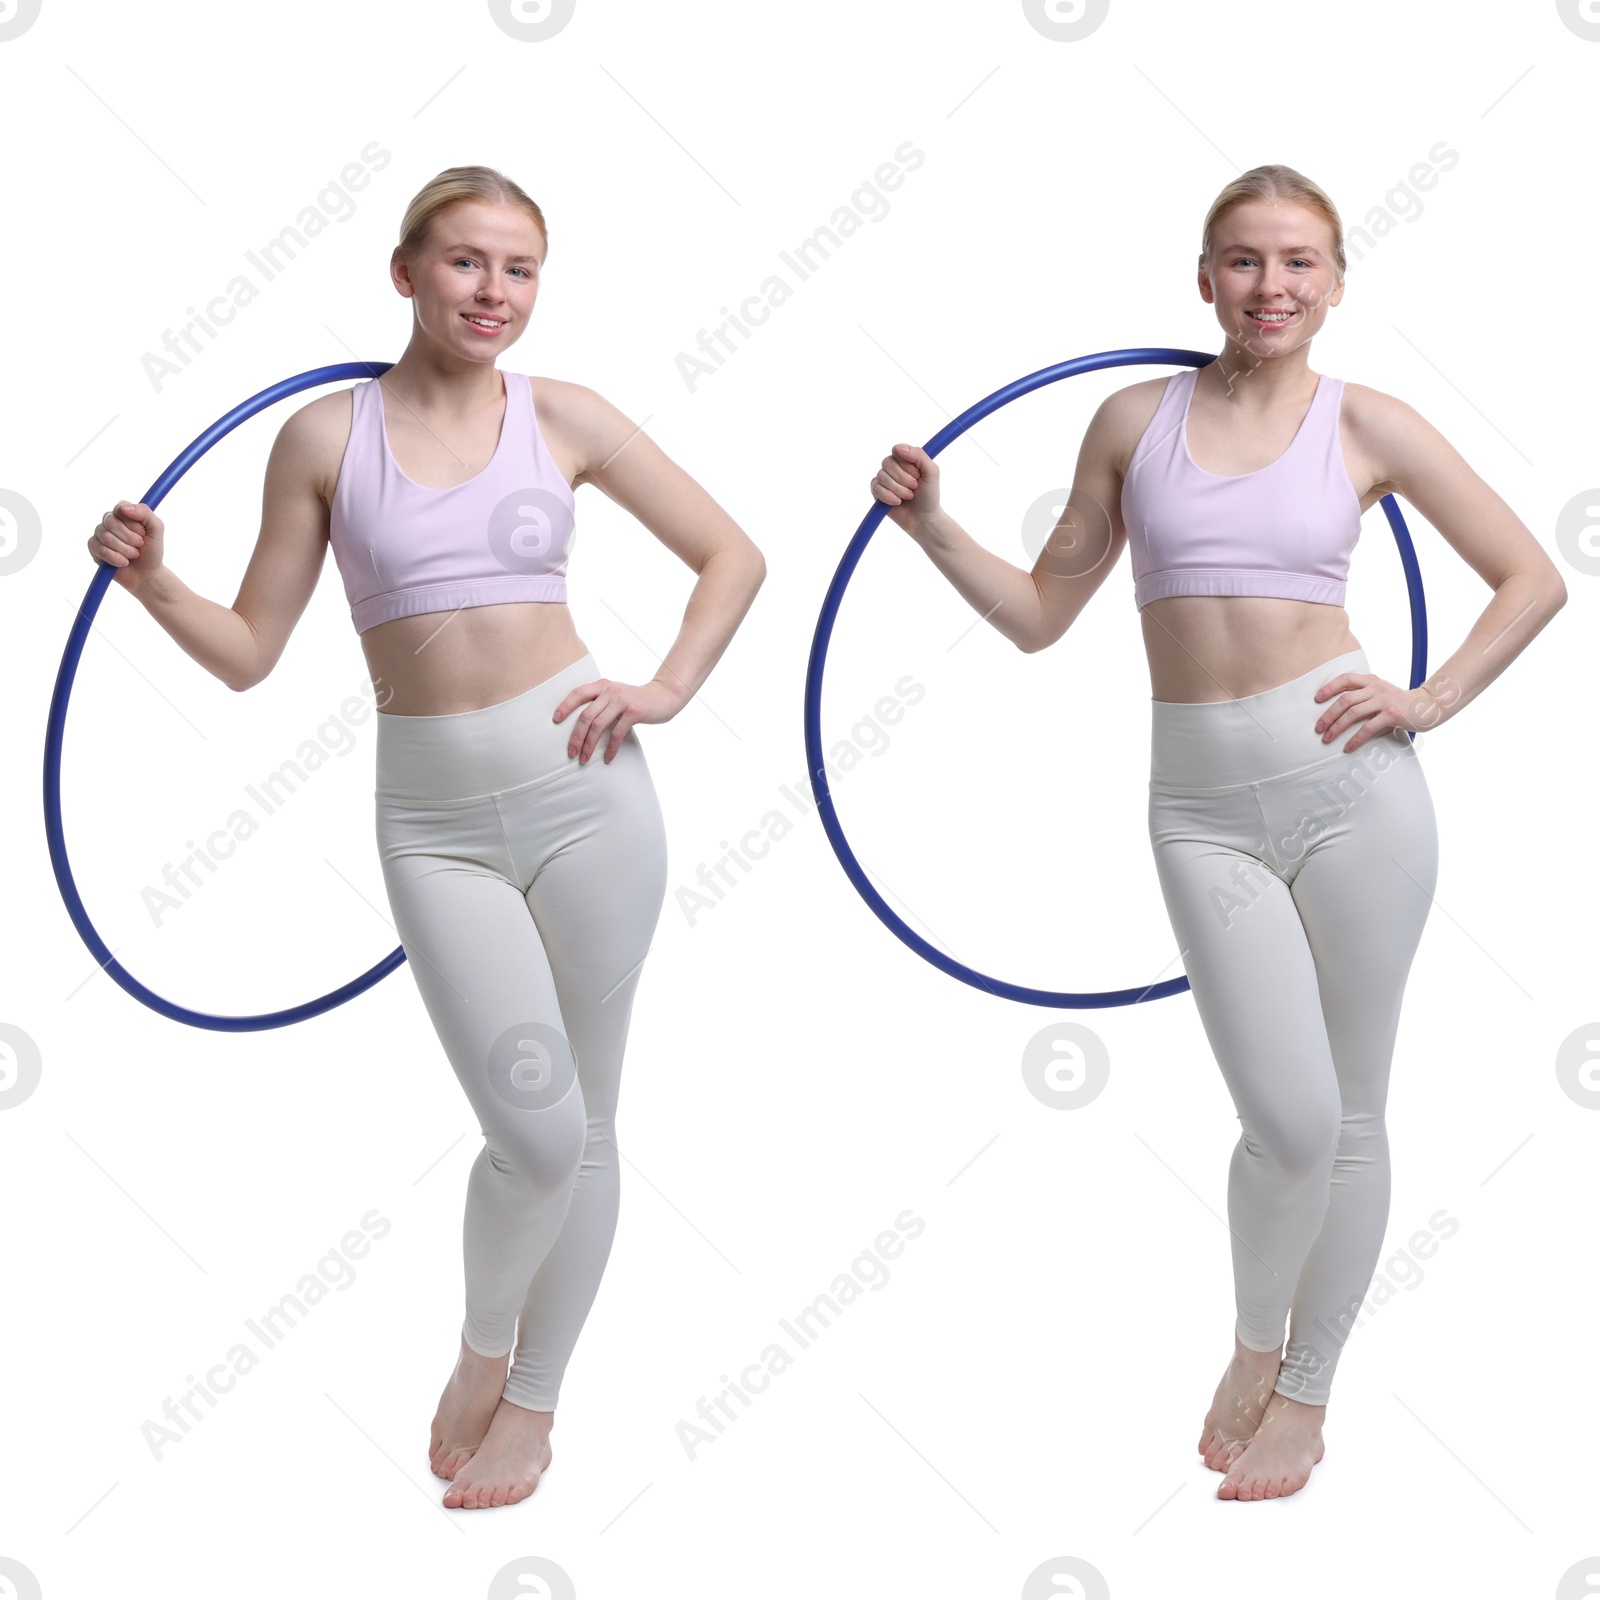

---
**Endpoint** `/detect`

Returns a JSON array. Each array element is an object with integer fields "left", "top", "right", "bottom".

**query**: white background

[{"left": 2, "top": 0, "right": 1596, "bottom": 1595}]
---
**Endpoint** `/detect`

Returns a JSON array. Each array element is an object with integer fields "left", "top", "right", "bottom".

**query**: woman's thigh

[
  {"left": 498, "top": 731, "right": 669, "bottom": 1120},
  {"left": 1148, "top": 783, "right": 1343, "bottom": 1155},
  {"left": 1265, "top": 743, "right": 1439, "bottom": 1102},
  {"left": 376, "top": 794, "right": 584, "bottom": 1132}
]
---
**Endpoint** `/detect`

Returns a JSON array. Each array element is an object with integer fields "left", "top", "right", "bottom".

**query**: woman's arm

[
  {"left": 1358, "top": 387, "right": 1568, "bottom": 728},
  {"left": 557, "top": 383, "right": 765, "bottom": 712},
  {"left": 100, "top": 403, "right": 332, "bottom": 694},
  {"left": 872, "top": 394, "right": 1128, "bottom": 654}
]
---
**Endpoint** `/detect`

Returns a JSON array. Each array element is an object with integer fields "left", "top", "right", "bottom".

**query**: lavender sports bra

[
  {"left": 1120, "top": 367, "right": 1362, "bottom": 611},
  {"left": 328, "top": 370, "right": 575, "bottom": 635}
]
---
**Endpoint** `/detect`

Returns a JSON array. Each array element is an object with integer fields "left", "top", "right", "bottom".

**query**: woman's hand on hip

[
  {"left": 1313, "top": 671, "right": 1447, "bottom": 752},
  {"left": 553, "top": 676, "right": 682, "bottom": 765}
]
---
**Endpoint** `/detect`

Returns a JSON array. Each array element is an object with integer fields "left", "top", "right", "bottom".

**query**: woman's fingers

[
  {"left": 110, "top": 503, "right": 159, "bottom": 544},
  {"left": 100, "top": 507, "right": 140, "bottom": 547},
  {"left": 91, "top": 501, "right": 160, "bottom": 575},
  {"left": 874, "top": 458, "right": 924, "bottom": 508},
  {"left": 574, "top": 706, "right": 620, "bottom": 763},
  {"left": 565, "top": 686, "right": 660, "bottom": 763},
  {"left": 90, "top": 524, "right": 127, "bottom": 562},
  {"left": 565, "top": 690, "right": 609, "bottom": 760}
]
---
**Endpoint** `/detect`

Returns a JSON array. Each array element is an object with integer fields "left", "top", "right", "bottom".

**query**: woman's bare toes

[
  {"left": 1216, "top": 1393, "right": 1325, "bottom": 1502},
  {"left": 441, "top": 1398, "right": 554, "bottom": 1511},
  {"left": 429, "top": 1338, "right": 508, "bottom": 1481},
  {"left": 1198, "top": 1339, "right": 1282, "bottom": 1471}
]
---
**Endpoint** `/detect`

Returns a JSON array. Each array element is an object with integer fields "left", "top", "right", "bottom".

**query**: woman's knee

[
  {"left": 1245, "top": 1098, "right": 1341, "bottom": 1179},
  {"left": 481, "top": 1097, "right": 588, "bottom": 1198}
]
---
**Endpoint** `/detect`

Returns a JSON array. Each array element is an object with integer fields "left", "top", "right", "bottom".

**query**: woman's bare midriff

[
  {"left": 363, "top": 603, "right": 591, "bottom": 716},
  {"left": 1141, "top": 595, "right": 1361, "bottom": 704}
]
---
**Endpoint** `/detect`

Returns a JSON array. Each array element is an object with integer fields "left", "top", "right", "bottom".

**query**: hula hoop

[
  {"left": 803, "top": 346, "right": 1429, "bottom": 1010},
  {"left": 44, "top": 361, "right": 402, "bottom": 1032}
]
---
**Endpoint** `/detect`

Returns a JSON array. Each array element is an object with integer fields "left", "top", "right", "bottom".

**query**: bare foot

[
  {"left": 429, "top": 1335, "right": 509, "bottom": 1481},
  {"left": 1198, "top": 1334, "right": 1283, "bottom": 1472},
  {"left": 442, "top": 1397, "right": 554, "bottom": 1510},
  {"left": 1216, "top": 1391, "right": 1326, "bottom": 1501}
]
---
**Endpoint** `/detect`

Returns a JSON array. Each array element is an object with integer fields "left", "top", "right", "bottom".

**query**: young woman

[
  {"left": 871, "top": 164, "right": 1566, "bottom": 1502},
  {"left": 88, "top": 165, "right": 766, "bottom": 1511}
]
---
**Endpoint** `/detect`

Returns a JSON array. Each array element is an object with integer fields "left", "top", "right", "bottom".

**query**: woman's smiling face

[
  {"left": 394, "top": 199, "right": 547, "bottom": 359},
  {"left": 1200, "top": 198, "right": 1344, "bottom": 361}
]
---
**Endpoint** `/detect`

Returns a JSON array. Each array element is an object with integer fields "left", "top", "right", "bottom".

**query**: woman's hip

[
  {"left": 1146, "top": 648, "right": 1435, "bottom": 871},
  {"left": 373, "top": 651, "right": 665, "bottom": 873},
  {"left": 1146, "top": 647, "right": 1410, "bottom": 794},
  {"left": 373, "top": 652, "right": 649, "bottom": 804}
]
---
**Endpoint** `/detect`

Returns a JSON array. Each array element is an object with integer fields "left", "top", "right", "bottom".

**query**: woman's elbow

[
  {"left": 228, "top": 616, "right": 277, "bottom": 693},
  {"left": 736, "top": 541, "right": 767, "bottom": 592}
]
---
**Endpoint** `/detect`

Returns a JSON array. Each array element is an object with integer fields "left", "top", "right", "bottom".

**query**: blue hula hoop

[
  {"left": 45, "top": 360, "right": 401, "bottom": 1032},
  {"left": 803, "top": 346, "right": 1429, "bottom": 1010}
]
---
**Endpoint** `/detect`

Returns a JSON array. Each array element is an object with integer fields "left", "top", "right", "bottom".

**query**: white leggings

[
  {"left": 1147, "top": 647, "right": 1438, "bottom": 1405},
  {"left": 374, "top": 653, "right": 668, "bottom": 1413}
]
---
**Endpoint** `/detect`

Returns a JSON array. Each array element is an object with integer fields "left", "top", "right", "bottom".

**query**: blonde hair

[
  {"left": 1199, "top": 164, "right": 1344, "bottom": 283},
  {"left": 392, "top": 165, "right": 548, "bottom": 271}
]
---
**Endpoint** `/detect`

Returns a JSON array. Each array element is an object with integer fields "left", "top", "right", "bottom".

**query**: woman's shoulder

[
  {"left": 1335, "top": 379, "right": 1464, "bottom": 500},
  {"left": 526, "top": 372, "right": 603, "bottom": 425},
  {"left": 1334, "top": 378, "right": 1423, "bottom": 460},
  {"left": 1337, "top": 377, "right": 1411, "bottom": 424},
  {"left": 1099, "top": 373, "right": 1181, "bottom": 479},
  {"left": 267, "top": 384, "right": 361, "bottom": 508},
  {"left": 276, "top": 379, "right": 363, "bottom": 440},
  {"left": 525, "top": 376, "right": 647, "bottom": 488}
]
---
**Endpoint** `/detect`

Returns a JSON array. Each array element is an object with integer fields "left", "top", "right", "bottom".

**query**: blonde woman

[
  {"left": 89, "top": 165, "right": 765, "bottom": 1510},
  {"left": 872, "top": 165, "right": 1565, "bottom": 1501}
]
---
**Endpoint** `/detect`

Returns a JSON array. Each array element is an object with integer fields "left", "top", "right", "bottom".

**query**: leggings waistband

[
  {"left": 375, "top": 652, "right": 599, "bottom": 803},
  {"left": 1149, "top": 648, "right": 1403, "bottom": 792}
]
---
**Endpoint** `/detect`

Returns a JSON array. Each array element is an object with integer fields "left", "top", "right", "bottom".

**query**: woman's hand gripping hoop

[
  {"left": 45, "top": 361, "right": 403, "bottom": 1032},
  {"left": 802, "top": 347, "right": 1431, "bottom": 1010}
]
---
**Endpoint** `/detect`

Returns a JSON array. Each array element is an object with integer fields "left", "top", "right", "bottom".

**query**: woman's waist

[
  {"left": 374, "top": 646, "right": 600, "bottom": 803},
  {"left": 364, "top": 605, "right": 584, "bottom": 718},
  {"left": 1148, "top": 645, "right": 1380, "bottom": 792},
  {"left": 1140, "top": 597, "right": 1358, "bottom": 706}
]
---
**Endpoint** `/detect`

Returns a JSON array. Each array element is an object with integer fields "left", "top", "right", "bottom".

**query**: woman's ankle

[
  {"left": 458, "top": 1332, "right": 511, "bottom": 1368},
  {"left": 1234, "top": 1330, "right": 1283, "bottom": 1361}
]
